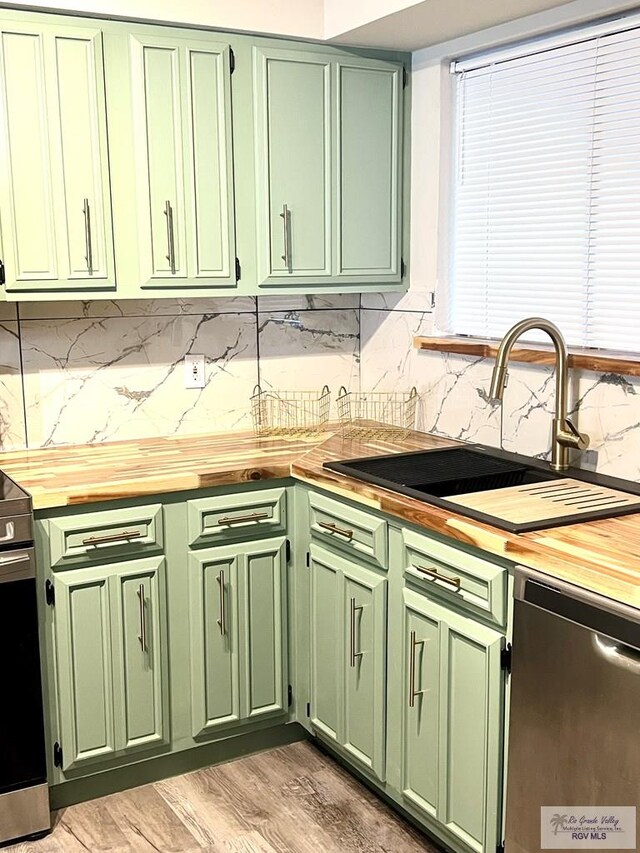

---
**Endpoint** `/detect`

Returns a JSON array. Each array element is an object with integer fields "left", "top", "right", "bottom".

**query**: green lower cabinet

[
  {"left": 309, "top": 544, "right": 387, "bottom": 782},
  {"left": 53, "top": 556, "right": 168, "bottom": 773},
  {"left": 189, "top": 537, "right": 287, "bottom": 738},
  {"left": 400, "top": 587, "right": 504, "bottom": 853}
]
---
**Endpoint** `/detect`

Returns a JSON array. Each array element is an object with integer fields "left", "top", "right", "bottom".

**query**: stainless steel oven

[{"left": 0, "top": 478, "right": 50, "bottom": 846}]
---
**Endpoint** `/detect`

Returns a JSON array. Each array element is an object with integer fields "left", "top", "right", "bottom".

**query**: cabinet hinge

[
  {"left": 288, "top": 684, "right": 293, "bottom": 707},
  {"left": 286, "top": 539, "right": 291, "bottom": 563},
  {"left": 401, "top": 258, "right": 406, "bottom": 278},
  {"left": 501, "top": 642, "right": 512, "bottom": 674},
  {"left": 229, "top": 47, "right": 235, "bottom": 74},
  {"left": 0, "top": 260, "right": 5, "bottom": 286},
  {"left": 402, "top": 66, "right": 408, "bottom": 88},
  {"left": 306, "top": 702, "right": 310, "bottom": 717},
  {"left": 45, "top": 579, "right": 55, "bottom": 606},
  {"left": 305, "top": 552, "right": 310, "bottom": 568},
  {"left": 235, "top": 257, "right": 241, "bottom": 281},
  {"left": 53, "top": 742, "right": 63, "bottom": 768}
]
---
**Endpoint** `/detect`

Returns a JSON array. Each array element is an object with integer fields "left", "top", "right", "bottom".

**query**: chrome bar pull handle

[
  {"left": 349, "top": 597, "right": 364, "bottom": 668},
  {"left": 409, "top": 630, "right": 425, "bottom": 708},
  {"left": 83, "top": 198, "right": 93, "bottom": 275},
  {"left": 416, "top": 564, "right": 461, "bottom": 591},
  {"left": 137, "top": 583, "right": 147, "bottom": 652},
  {"left": 216, "top": 569, "right": 226, "bottom": 636},
  {"left": 164, "top": 200, "right": 176, "bottom": 274},
  {"left": 280, "top": 204, "right": 291, "bottom": 272}
]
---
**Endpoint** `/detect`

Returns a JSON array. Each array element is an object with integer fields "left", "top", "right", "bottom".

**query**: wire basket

[
  {"left": 336, "top": 386, "right": 419, "bottom": 439},
  {"left": 251, "top": 385, "right": 331, "bottom": 437}
]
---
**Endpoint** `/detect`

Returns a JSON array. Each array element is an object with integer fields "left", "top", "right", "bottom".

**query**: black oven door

[{"left": 0, "top": 550, "right": 47, "bottom": 795}]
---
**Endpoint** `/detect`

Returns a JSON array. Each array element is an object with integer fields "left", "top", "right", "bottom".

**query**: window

[{"left": 450, "top": 17, "right": 640, "bottom": 352}]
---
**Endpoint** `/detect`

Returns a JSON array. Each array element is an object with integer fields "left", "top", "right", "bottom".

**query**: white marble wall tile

[
  {"left": 360, "top": 289, "right": 433, "bottom": 312},
  {"left": 0, "top": 321, "right": 26, "bottom": 450},
  {"left": 0, "top": 304, "right": 17, "bottom": 322},
  {"left": 258, "top": 310, "right": 359, "bottom": 415},
  {"left": 360, "top": 309, "right": 500, "bottom": 444},
  {"left": 498, "top": 362, "right": 556, "bottom": 460},
  {"left": 19, "top": 296, "right": 256, "bottom": 320},
  {"left": 21, "top": 313, "right": 257, "bottom": 447},
  {"left": 257, "top": 294, "right": 359, "bottom": 312}
]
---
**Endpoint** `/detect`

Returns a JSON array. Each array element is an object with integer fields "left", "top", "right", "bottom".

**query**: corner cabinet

[
  {"left": 0, "top": 20, "right": 115, "bottom": 294},
  {"left": 309, "top": 544, "right": 387, "bottom": 781},
  {"left": 253, "top": 47, "right": 404, "bottom": 288},
  {"left": 127, "top": 33, "right": 237, "bottom": 290}
]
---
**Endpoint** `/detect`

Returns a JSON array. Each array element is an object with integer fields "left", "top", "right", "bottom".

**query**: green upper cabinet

[
  {"left": 253, "top": 48, "right": 332, "bottom": 282},
  {"left": 253, "top": 46, "right": 404, "bottom": 288},
  {"left": 0, "top": 20, "right": 115, "bottom": 295},
  {"left": 336, "top": 58, "right": 402, "bottom": 282},
  {"left": 52, "top": 556, "right": 168, "bottom": 773},
  {"left": 128, "top": 33, "right": 236, "bottom": 290}
]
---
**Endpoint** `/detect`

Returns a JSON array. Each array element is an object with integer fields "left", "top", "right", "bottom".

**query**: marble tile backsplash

[
  {"left": 1, "top": 295, "right": 639, "bottom": 480},
  {"left": 360, "top": 306, "right": 640, "bottom": 482},
  {"left": 0, "top": 297, "right": 362, "bottom": 451}
]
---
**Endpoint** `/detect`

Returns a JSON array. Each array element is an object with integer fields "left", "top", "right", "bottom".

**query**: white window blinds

[{"left": 451, "top": 22, "right": 640, "bottom": 352}]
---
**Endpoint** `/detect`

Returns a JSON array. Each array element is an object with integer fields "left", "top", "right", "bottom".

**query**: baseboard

[{"left": 51, "top": 722, "right": 308, "bottom": 810}]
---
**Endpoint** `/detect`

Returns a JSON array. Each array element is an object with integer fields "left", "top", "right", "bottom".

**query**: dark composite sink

[{"left": 324, "top": 445, "right": 640, "bottom": 533}]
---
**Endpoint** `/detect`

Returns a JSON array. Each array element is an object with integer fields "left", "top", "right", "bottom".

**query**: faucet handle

[{"left": 558, "top": 417, "right": 590, "bottom": 451}]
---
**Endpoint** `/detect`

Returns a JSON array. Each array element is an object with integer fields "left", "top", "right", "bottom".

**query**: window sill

[{"left": 413, "top": 335, "right": 640, "bottom": 377}]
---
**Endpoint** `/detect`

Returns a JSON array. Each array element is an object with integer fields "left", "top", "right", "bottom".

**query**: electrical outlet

[{"left": 184, "top": 354, "right": 206, "bottom": 389}]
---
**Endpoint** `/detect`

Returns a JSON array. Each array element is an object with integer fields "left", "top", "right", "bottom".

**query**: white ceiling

[{"left": 326, "top": 0, "right": 639, "bottom": 50}]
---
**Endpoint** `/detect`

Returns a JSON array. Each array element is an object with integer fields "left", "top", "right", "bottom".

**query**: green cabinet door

[
  {"left": 309, "top": 544, "right": 343, "bottom": 742},
  {"left": 336, "top": 58, "right": 402, "bottom": 283},
  {"left": 343, "top": 561, "right": 387, "bottom": 781},
  {"left": 113, "top": 559, "right": 167, "bottom": 752},
  {"left": 401, "top": 587, "right": 441, "bottom": 821},
  {"left": 129, "top": 32, "right": 236, "bottom": 289},
  {"left": 253, "top": 47, "right": 332, "bottom": 284},
  {"left": 53, "top": 565, "right": 117, "bottom": 771},
  {"left": 188, "top": 545, "right": 241, "bottom": 736},
  {"left": 240, "top": 538, "right": 288, "bottom": 720},
  {"left": 52, "top": 556, "right": 168, "bottom": 773},
  {"left": 0, "top": 21, "right": 115, "bottom": 294},
  {"left": 189, "top": 537, "right": 287, "bottom": 737},
  {"left": 399, "top": 588, "right": 504, "bottom": 853},
  {"left": 438, "top": 605, "right": 503, "bottom": 853}
]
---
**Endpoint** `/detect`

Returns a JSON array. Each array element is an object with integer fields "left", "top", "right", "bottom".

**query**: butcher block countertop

[{"left": 2, "top": 428, "right": 639, "bottom": 610}]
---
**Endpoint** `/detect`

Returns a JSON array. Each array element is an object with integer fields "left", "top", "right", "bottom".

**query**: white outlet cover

[{"left": 184, "top": 354, "right": 206, "bottom": 389}]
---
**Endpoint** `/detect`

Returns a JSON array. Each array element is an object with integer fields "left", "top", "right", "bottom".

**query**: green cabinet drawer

[
  {"left": 187, "top": 487, "right": 286, "bottom": 546},
  {"left": 401, "top": 527, "right": 507, "bottom": 627},
  {"left": 48, "top": 503, "right": 164, "bottom": 568},
  {"left": 308, "top": 490, "right": 387, "bottom": 570}
]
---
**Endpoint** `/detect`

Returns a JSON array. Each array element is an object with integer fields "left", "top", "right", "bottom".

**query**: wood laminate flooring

[{"left": 7, "top": 742, "right": 442, "bottom": 853}]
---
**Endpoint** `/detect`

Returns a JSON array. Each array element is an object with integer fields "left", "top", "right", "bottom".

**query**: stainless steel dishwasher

[{"left": 505, "top": 567, "right": 640, "bottom": 853}]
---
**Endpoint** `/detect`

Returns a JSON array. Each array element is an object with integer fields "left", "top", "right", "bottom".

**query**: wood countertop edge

[{"left": 3, "top": 431, "right": 638, "bottom": 610}]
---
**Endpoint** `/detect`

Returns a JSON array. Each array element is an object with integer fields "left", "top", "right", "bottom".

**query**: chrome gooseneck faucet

[{"left": 488, "top": 317, "right": 589, "bottom": 471}]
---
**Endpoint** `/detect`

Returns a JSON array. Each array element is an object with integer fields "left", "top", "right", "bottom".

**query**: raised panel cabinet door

[
  {"left": 112, "top": 557, "right": 168, "bottom": 752},
  {"left": 438, "top": 605, "right": 504, "bottom": 853},
  {"left": 238, "top": 537, "right": 287, "bottom": 720},
  {"left": 52, "top": 566, "right": 117, "bottom": 771},
  {"left": 343, "top": 561, "right": 387, "bottom": 781},
  {"left": 130, "top": 33, "right": 236, "bottom": 289},
  {"left": 335, "top": 58, "right": 402, "bottom": 282},
  {"left": 253, "top": 47, "right": 332, "bottom": 283},
  {"left": 309, "top": 544, "right": 344, "bottom": 743},
  {"left": 401, "top": 587, "right": 441, "bottom": 821},
  {"left": 0, "top": 23, "right": 115, "bottom": 293},
  {"left": 188, "top": 545, "right": 241, "bottom": 736}
]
